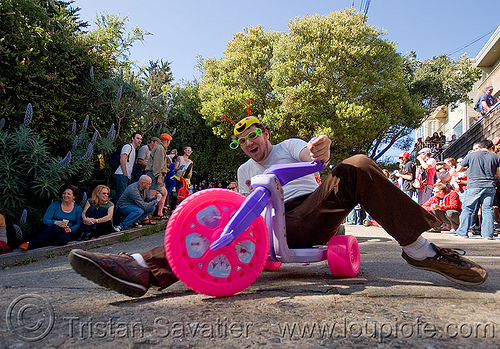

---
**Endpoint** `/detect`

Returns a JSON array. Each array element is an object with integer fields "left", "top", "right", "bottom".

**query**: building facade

[{"left": 416, "top": 26, "right": 500, "bottom": 159}]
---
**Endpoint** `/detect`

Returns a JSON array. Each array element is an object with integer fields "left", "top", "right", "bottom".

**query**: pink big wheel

[
  {"left": 165, "top": 189, "right": 269, "bottom": 297},
  {"left": 263, "top": 259, "right": 282, "bottom": 271},
  {"left": 327, "top": 235, "right": 360, "bottom": 277}
]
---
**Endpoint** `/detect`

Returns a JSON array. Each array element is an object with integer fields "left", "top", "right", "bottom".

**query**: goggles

[{"left": 230, "top": 128, "right": 262, "bottom": 149}]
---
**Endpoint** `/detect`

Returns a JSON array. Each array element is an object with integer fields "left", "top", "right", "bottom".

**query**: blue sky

[{"left": 73, "top": 0, "right": 495, "bottom": 83}]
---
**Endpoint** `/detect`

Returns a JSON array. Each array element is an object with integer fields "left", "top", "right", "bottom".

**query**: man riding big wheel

[{"left": 69, "top": 114, "right": 488, "bottom": 298}]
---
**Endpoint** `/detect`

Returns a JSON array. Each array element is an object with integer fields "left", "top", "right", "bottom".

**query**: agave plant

[{"left": 0, "top": 105, "right": 114, "bottom": 234}]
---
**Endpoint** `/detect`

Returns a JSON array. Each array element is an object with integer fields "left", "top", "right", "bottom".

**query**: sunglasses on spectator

[
  {"left": 100, "top": 192, "right": 109, "bottom": 195},
  {"left": 230, "top": 128, "right": 262, "bottom": 149},
  {"left": 227, "top": 186, "right": 236, "bottom": 190}
]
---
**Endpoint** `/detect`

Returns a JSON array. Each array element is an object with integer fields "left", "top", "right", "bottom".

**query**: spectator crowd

[
  {"left": 354, "top": 138, "right": 500, "bottom": 241},
  {"left": 1, "top": 131, "right": 238, "bottom": 254},
  {"left": 3, "top": 128, "right": 500, "bottom": 254}
]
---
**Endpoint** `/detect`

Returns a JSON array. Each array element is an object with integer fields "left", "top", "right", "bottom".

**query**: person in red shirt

[{"left": 422, "top": 183, "right": 462, "bottom": 232}]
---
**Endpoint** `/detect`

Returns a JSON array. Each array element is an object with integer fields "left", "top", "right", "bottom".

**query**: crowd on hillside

[
  {"left": 3, "top": 129, "right": 500, "bottom": 254},
  {"left": 2, "top": 85, "right": 500, "bottom": 254},
  {"left": 347, "top": 138, "right": 500, "bottom": 241}
]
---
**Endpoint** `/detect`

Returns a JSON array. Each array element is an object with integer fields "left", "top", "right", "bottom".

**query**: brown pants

[{"left": 142, "top": 154, "right": 440, "bottom": 289}]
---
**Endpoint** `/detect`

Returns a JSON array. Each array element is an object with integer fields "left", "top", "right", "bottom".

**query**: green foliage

[
  {"left": 405, "top": 52, "right": 481, "bottom": 111},
  {"left": 199, "top": 9, "right": 480, "bottom": 163},
  {"left": 119, "top": 232, "right": 131, "bottom": 242},
  {"left": 0, "top": 106, "right": 114, "bottom": 240},
  {"left": 200, "top": 25, "right": 280, "bottom": 137},
  {"left": 0, "top": 0, "right": 111, "bottom": 152},
  {"left": 166, "top": 81, "right": 245, "bottom": 183},
  {"left": 85, "top": 13, "right": 151, "bottom": 71}
]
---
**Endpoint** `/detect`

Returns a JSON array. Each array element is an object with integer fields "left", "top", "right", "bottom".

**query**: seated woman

[
  {"left": 19, "top": 185, "right": 82, "bottom": 250},
  {"left": 79, "top": 185, "right": 114, "bottom": 240}
]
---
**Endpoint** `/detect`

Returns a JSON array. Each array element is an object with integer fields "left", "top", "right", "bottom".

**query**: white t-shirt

[
  {"left": 237, "top": 138, "right": 319, "bottom": 202},
  {"left": 176, "top": 156, "right": 193, "bottom": 178},
  {"left": 114, "top": 143, "right": 136, "bottom": 178}
]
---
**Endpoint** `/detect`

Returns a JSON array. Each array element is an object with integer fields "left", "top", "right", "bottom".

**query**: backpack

[
  {"left": 109, "top": 144, "right": 132, "bottom": 171},
  {"left": 412, "top": 166, "right": 427, "bottom": 190},
  {"left": 474, "top": 97, "right": 485, "bottom": 114}
]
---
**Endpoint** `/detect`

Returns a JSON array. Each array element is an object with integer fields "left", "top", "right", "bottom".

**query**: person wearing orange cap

[
  {"left": 145, "top": 133, "right": 172, "bottom": 220},
  {"left": 394, "top": 151, "right": 416, "bottom": 198}
]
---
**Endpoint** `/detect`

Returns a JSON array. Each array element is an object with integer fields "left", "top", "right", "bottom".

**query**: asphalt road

[{"left": 1, "top": 226, "right": 499, "bottom": 348}]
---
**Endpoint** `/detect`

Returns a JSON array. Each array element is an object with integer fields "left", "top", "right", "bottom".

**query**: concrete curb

[{"left": 0, "top": 222, "right": 167, "bottom": 268}]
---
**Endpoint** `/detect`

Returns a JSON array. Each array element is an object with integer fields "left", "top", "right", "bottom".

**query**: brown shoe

[
  {"left": 69, "top": 249, "right": 151, "bottom": 297},
  {"left": 402, "top": 243, "right": 488, "bottom": 285}
]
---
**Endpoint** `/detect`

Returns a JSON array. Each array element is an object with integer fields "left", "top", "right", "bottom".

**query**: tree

[
  {"left": 84, "top": 13, "right": 151, "bottom": 72},
  {"left": 269, "top": 10, "right": 419, "bottom": 162},
  {"left": 200, "top": 25, "right": 280, "bottom": 137},
  {"left": 0, "top": 0, "right": 112, "bottom": 152},
  {"left": 166, "top": 81, "right": 244, "bottom": 184},
  {"left": 141, "top": 60, "right": 174, "bottom": 96},
  {"left": 369, "top": 52, "right": 481, "bottom": 160},
  {"left": 199, "top": 10, "right": 480, "bottom": 163}
]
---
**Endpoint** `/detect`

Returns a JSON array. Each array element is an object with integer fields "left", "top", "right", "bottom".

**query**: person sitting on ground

[
  {"left": 227, "top": 181, "right": 238, "bottom": 192},
  {"left": 113, "top": 175, "right": 162, "bottom": 232},
  {"left": 68, "top": 115, "right": 487, "bottom": 298},
  {"left": 79, "top": 185, "right": 114, "bottom": 240},
  {"left": 0, "top": 212, "right": 11, "bottom": 254},
  {"left": 422, "top": 183, "right": 461, "bottom": 232},
  {"left": 20, "top": 185, "right": 82, "bottom": 250}
]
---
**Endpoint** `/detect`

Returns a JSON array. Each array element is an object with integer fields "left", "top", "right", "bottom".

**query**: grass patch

[
  {"left": 14, "top": 256, "right": 37, "bottom": 266},
  {"left": 46, "top": 251, "right": 55, "bottom": 258},
  {"left": 142, "top": 225, "right": 163, "bottom": 236},
  {"left": 2, "top": 262, "right": 9, "bottom": 269},
  {"left": 59, "top": 249, "right": 72, "bottom": 256},
  {"left": 119, "top": 232, "right": 131, "bottom": 242}
]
